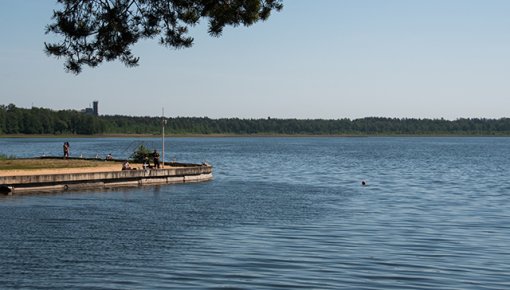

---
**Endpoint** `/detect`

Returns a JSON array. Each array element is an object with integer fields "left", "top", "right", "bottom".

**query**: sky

[{"left": 1, "top": 0, "right": 510, "bottom": 119}]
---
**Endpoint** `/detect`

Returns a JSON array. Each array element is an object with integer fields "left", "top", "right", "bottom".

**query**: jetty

[{"left": 0, "top": 157, "right": 212, "bottom": 195}]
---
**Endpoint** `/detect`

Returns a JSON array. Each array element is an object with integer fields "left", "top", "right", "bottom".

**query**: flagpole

[{"left": 162, "top": 107, "right": 165, "bottom": 168}]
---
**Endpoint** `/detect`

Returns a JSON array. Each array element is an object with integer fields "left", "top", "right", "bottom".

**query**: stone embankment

[{"left": 0, "top": 162, "right": 212, "bottom": 195}]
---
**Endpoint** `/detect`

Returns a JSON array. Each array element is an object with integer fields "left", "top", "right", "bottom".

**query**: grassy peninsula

[{"left": 0, "top": 158, "right": 111, "bottom": 171}]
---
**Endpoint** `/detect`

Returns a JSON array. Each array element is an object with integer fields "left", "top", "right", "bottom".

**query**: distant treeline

[{"left": 1, "top": 104, "right": 510, "bottom": 135}]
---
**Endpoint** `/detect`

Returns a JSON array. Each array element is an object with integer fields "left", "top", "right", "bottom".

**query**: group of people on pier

[
  {"left": 62, "top": 142, "right": 161, "bottom": 170},
  {"left": 143, "top": 150, "right": 160, "bottom": 169},
  {"left": 123, "top": 150, "right": 161, "bottom": 171}
]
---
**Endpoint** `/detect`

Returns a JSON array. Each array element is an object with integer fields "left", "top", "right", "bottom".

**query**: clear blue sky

[{"left": 1, "top": 0, "right": 509, "bottom": 119}]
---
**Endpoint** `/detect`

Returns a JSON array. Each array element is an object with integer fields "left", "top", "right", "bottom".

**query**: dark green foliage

[
  {"left": 45, "top": 0, "right": 283, "bottom": 73},
  {"left": 0, "top": 105, "right": 5, "bottom": 134},
  {"left": 130, "top": 144, "right": 151, "bottom": 163},
  {"left": 0, "top": 104, "right": 105, "bottom": 135},
  {"left": 1, "top": 104, "right": 510, "bottom": 135}
]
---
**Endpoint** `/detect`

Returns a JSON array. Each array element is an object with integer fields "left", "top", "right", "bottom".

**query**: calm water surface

[{"left": 0, "top": 137, "right": 509, "bottom": 289}]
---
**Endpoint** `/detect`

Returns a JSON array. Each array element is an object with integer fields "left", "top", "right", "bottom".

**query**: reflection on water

[{"left": 1, "top": 137, "right": 510, "bottom": 289}]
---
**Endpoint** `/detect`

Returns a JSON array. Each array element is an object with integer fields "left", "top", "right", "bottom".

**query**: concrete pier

[{"left": 0, "top": 164, "right": 212, "bottom": 195}]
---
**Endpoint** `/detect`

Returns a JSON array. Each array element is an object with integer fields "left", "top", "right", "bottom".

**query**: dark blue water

[{"left": 1, "top": 137, "right": 509, "bottom": 289}]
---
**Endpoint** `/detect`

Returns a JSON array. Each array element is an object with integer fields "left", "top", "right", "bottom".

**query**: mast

[{"left": 162, "top": 107, "right": 166, "bottom": 168}]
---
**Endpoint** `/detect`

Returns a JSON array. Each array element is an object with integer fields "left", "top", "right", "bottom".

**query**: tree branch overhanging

[{"left": 45, "top": 0, "right": 283, "bottom": 74}]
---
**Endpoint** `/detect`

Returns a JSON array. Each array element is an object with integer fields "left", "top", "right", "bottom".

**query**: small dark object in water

[{"left": 361, "top": 180, "right": 367, "bottom": 186}]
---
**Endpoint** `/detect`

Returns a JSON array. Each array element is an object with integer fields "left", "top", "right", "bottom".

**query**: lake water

[{"left": 1, "top": 137, "right": 509, "bottom": 289}]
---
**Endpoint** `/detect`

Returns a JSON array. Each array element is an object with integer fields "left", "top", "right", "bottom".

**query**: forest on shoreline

[{"left": 1, "top": 104, "right": 510, "bottom": 136}]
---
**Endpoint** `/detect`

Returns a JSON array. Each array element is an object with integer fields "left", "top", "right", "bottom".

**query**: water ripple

[{"left": 1, "top": 137, "right": 510, "bottom": 289}]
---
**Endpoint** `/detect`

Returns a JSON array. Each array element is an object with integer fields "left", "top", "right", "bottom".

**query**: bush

[{"left": 130, "top": 144, "right": 151, "bottom": 163}]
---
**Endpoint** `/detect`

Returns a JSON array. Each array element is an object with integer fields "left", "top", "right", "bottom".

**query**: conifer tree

[{"left": 45, "top": 0, "right": 283, "bottom": 73}]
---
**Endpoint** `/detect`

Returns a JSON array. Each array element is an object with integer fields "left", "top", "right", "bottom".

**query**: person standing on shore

[{"left": 63, "top": 142, "right": 70, "bottom": 159}]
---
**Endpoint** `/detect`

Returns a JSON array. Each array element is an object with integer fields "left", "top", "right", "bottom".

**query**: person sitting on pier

[
  {"left": 106, "top": 153, "right": 113, "bottom": 160},
  {"left": 143, "top": 156, "right": 150, "bottom": 169},
  {"left": 122, "top": 161, "right": 131, "bottom": 171},
  {"left": 153, "top": 150, "right": 160, "bottom": 169}
]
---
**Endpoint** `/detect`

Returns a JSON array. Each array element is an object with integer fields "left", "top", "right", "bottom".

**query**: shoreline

[{"left": 1, "top": 133, "right": 510, "bottom": 138}]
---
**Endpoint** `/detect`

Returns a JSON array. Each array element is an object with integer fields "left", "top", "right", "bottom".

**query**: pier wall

[{"left": 0, "top": 165, "right": 212, "bottom": 195}]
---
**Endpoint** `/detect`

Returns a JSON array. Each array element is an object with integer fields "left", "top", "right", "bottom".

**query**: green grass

[
  {"left": 0, "top": 159, "right": 113, "bottom": 171},
  {"left": 0, "top": 153, "right": 16, "bottom": 160}
]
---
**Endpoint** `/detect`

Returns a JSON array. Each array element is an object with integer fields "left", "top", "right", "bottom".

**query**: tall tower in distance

[{"left": 93, "top": 101, "right": 99, "bottom": 116}]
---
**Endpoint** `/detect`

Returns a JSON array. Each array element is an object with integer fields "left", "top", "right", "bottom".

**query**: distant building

[
  {"left": 93, "top": 101, "right": 98, "bottom": 116},
  {"left": 81, "top": 101, "right": 99, "bottom": 116}
]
